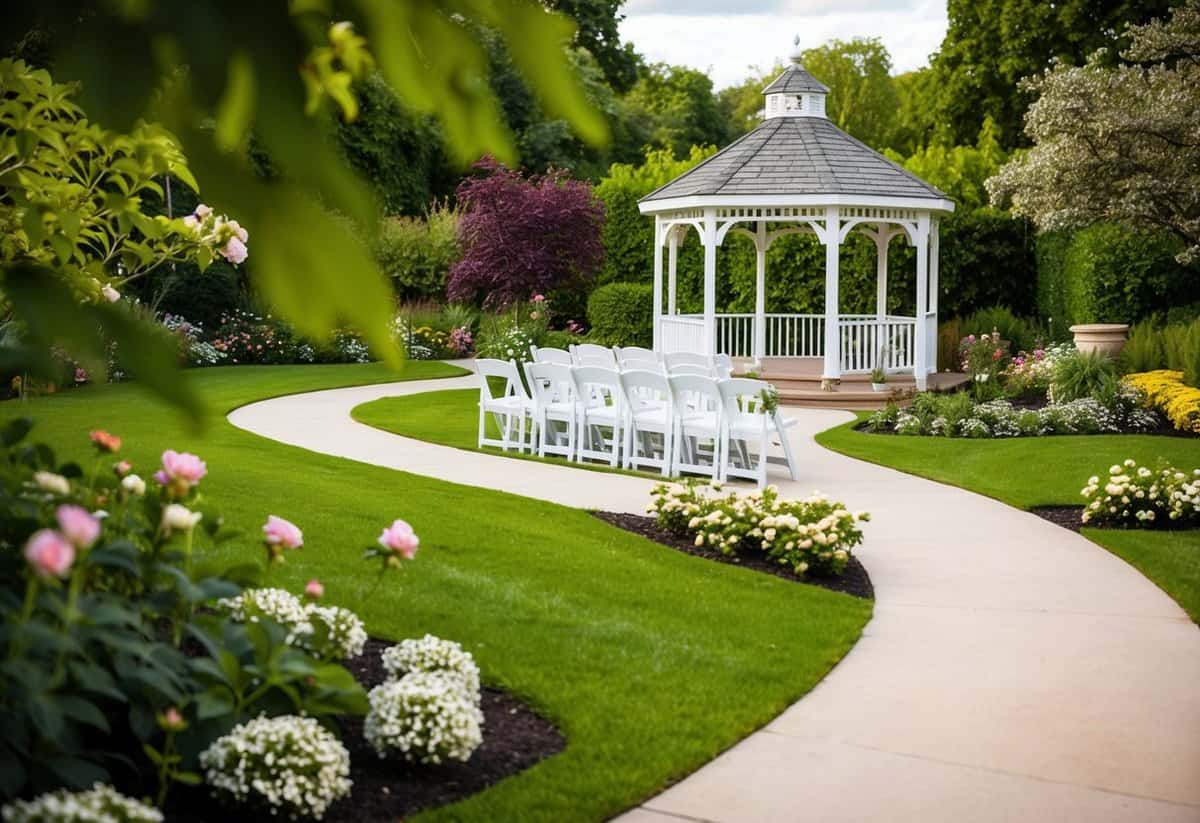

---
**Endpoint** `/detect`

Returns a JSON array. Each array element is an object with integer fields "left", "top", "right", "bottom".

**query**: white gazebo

[{"left": 639, "top": 40, "right": 954, "bottom": 391}]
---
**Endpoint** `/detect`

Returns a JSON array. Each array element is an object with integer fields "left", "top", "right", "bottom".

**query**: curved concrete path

[{"left": 230, "top": 372, "right": 1200, "bottom": 823}]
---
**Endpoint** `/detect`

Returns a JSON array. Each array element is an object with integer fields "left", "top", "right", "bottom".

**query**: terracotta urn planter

[{"left": 1069, "top": 323, "right": 1130, "bottom": 358}]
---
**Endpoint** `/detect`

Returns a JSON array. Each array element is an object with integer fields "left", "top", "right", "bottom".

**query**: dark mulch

[
  {"left": 168, "top": 637, "right": 564, "bottom": 822},
  {"left": 593, "top": 511, "right": 874, "bottom": 601},
  {"left": 1031, "top": 505, "right": 1085, "bottom": 533}
]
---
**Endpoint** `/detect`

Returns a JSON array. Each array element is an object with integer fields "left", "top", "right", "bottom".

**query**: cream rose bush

[
  {"left": 648, "top": 480, "right": 869, "bottom": 577},
  {"left": 1081, "top": 459, "right": 1200, "bottom": 527}
]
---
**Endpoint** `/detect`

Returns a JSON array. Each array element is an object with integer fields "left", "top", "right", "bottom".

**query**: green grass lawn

[
  {"left": 5, "top": 363, "right": 871, "bottom": 822},
  {"left": 353, "top": 388, "right": 660, "bottom": 478},
  {"left": 818, "top": 418, "right": 1200, "bottom": 622}
]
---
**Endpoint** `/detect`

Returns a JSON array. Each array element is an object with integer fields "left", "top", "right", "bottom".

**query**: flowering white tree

[{"left": 987, "top": 0, "right": 1200, "bottom": 262}]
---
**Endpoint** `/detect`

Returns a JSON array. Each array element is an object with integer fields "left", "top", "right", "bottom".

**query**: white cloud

[{"left": 619, "top": 0, "right": 947, "bottom": 89}]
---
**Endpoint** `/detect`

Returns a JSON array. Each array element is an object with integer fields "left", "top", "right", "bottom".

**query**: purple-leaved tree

[{"left": 447, "top": 158, "right": 605, "bottom": 309}]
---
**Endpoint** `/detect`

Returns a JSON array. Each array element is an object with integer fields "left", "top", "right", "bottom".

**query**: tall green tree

[
  {"left": 929, "top": 0, "right": 1176, "bottom": 149},
  {"left": 801, "top": 38, "right": 899, "bottom": 150},
  {"left": 717, "top": 64, "right": 781, "bottom": 138},
  {"left": 545, "top": 0, "right": 642, "bottom": 93},
  {"left": 623, "top": 63, "right": 732, "bottom": 159},
  {"left": 988, "top": 0, "right": 1200, "bottom": 262}
]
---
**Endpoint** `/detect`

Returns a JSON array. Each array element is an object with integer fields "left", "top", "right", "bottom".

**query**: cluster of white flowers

[
  {"left": 364, "top": 672, "right": 484, "bottom": 764},
  {"left": 218, "top": 588, "right": 366, "bottom": 660},
  {"left": 1, "top": 783, "right": 162, "bottom": 823},
  {"left": 1081, "top": 459, "right": 1200, "bottom": 526},
  {"left": 647, "top": 480, "right": 868, "bottom": 576},
  {"left": 477, "top": 322, "right": 536, "bottom": 365},
  {"left": 879, "top": 390, "right": 1159, "bottom": 439},
  {"left": 200, "top": 715, "right": 351, "bottom": 820},
  {"left": 381, "top": 634, "right": 481, "bottom": 703}
]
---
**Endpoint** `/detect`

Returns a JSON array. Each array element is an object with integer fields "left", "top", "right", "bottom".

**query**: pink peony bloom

[
  {"left": 56, "top": 505, "right": 101, "bottom": 549},
  {"left": 115, "top": 460, "right": 132, "bottom": 477},
  {"left": 378, "top": 519, "right": 419, "bottom": 559},
  {"left": 262, "top": 515, "right": 303, "bottom": 549},
  {"left": 221, "top": 236, "right": 248, "bottom": 265},
  {"left": 227, "top": 220, "right": 248, "bottom": 243},
  {"left": 532, "top": 294, "right": 545, "bottom": 303},
  {"left": 193, "top": 204, "right": 212, "bottom": 220},
  {"left": 154, "top": 450, "right": 207, "bottom": 492},
  {"left": 24, "top": 529, "right": 75, "bottom": 579},
  {"left": 304, "top": 579, "right": 324, "bottom": 599},
  {"left": 182, "top": 214, "right": 199, "bottom": 231}
]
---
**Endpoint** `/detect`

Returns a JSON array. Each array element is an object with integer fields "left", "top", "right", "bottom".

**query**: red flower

[{"left": 90, "top": 430, "right": 121, "bottom": 453}]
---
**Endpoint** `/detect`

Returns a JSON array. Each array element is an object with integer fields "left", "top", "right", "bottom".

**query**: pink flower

[
  {"left": 221, "top": 236, "right": 248, "bottom": 265},
  {"left": 24, "top": 529, "right": 75, "bottom": 579},
  {"left": 378, "top": 519, "right": 419, "bottom": 559},
  {"left": 262, "top": 515, "right": 303, "bottom": 549},
  {"left": 227, "top": 220, "right": 248, "bottom": 243},
  {"left": 101, "top": 283, "right": 120, "bottom": 303},
  {"left": 193, "top": 204, "right": 212, "bottom": 220},
  {"left": 90, "top": 429, "right": 121, "bottom": 453},
  {"left": 304, "top": 579, "right": 324, "bottom": 600},
  {"left": 74, "top": 367, "right": 89, "bottom": 383},
  {"left": 114, "top": 460, "right": 132, "bottom": 477},
  {"left": 532, "top": 294, "right": 545, "bottom": 303},
  {"left": 56, "top": 505, "right": 100, "bottom": 549},
  {"left": 992, "top": 349, "right": 1003, "bottom": 361},
  {"left": 154, "top": 450, "right": 207, "bottom": 493}
]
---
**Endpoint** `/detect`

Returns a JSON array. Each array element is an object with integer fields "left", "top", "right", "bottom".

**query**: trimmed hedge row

[{"left": 587, "top": 282, "right": 654, "bottom": 347}]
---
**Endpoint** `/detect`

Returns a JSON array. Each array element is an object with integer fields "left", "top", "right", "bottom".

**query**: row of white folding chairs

[
  {"left": 475, "top": 358, "right": 797, "bottom": 487},
  {"left": 529, "top": 344, "right": 734, "bottom": 379}
]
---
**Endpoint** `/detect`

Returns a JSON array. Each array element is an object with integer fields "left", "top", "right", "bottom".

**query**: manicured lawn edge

[
  {"left": 816, "top": 415, "right": 1200, "bottom": 623},
  {"left": 4, "top": 364, "right": 872, "bottom": 822}
]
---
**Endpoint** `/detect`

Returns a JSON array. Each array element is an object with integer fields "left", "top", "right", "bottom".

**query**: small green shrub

[
  {"left": 375, "top": 204, "right": 461, "bottom": 301},
  {"left": 586, "top": 282, "right": 654, "bottom": 347},
  {"left": 960, "top": 306, "right": 1036, "bottom": 353},
  {"left": 1183, "top": 319, "right": 1200, "bottom": 388},
  {"left": 1051, "top": 349, "right": 1119, "bottom": 402},
  {"left": 1120, "top": 320, "right": 1167, "bottom": 374}
]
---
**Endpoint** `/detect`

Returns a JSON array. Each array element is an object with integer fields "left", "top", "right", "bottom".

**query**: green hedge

[
  {"left": 587, "top": 282, "right": 654, "bottom": 347},
  {"left": 1035, "top": 224, "right": 1197, "bottom": 328},
  {"left": 374, "top": 206, "right": 461, "bottom": 301}
]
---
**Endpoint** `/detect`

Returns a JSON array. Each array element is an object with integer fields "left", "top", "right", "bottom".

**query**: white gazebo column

[
  {"left": 821, "top": 206, "right": 841, "bottom": 383},
  {"left": 928, "top": 217, "right": 940, "bottom": 375},
  {"left": 913, "top": 212, "right": 931, "bottom": 391},
  {"left": 754, "top": 220, "right": 767, "bottom": 364},
  {"left": 702, "top": 208, "right": 718, "bottom": 356},
  {"left": 652, "top": 216, "right": 663, "bottom": 350},
  {"left": 874, "top": 224, "right": 889, "bottom": 322},
  {"left": 667, "top": 225, "right": 679, "bottom": 316}
]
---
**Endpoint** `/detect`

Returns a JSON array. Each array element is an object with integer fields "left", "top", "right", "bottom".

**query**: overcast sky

[{"left": 618, "top": 0, "right": 948, "bottom": 90}]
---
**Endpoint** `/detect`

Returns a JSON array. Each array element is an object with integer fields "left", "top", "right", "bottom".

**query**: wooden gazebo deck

[{"left": 739, "top": 357, "right": 969, "bottom": 410}]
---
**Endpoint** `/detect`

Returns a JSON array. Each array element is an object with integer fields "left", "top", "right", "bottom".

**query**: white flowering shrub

[
  {"left": 648, "top": 480, "right": 868, "bottom": 576},
  {"left": 1, "top": 783, "right": 162, "bottom": 823},
  {"left": 476, "top": 322, "right": 536, "bottom": 365},
  {"left": 308, "top": 605, "right": 368, "bottom": 661},
  {"left": 381, "top": 634, "right": 481, "bottom": 702},
  {"left": 219, "top": 588, "right": 366, "bottom": 661},
  {"left": 200, "top": 715, "right": 351, "bottom": 820},
  {"left": 1081, "top": 459, "right": 1200, "bottom": 527},
  {"left": 364, "top": 672, "right": 484, "bottom": 764}
]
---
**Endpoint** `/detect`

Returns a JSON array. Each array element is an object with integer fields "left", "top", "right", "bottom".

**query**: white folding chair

[
  {"left": 718, "top": 378, "right": 773, "bottom": 488},
  {"left": 668, "top": 362, "right": 715, "bottom": 377},
  {"left": 665, "top": 351, "right": 712, "bottom": 371},
  {"left": 531, "top": 346, "right": 572, "bottom": 365},
  {"left": 571, "top": 343, "right": 618, "bottom": 368},
  {"left": 526, "top": 361, "right": 578, "bottom": 460},
  {"left": 571, "top": 366, "right": 626, "bottom": 467},
  {"left": 620, "top": 355, "right": 666, "bottom": 374},
  {"left": 620, "top": 370, "right": 674, "bottom": 476},
  {"left": 668, "top": 374, "right": 724, "bottom": 480},
  {"left": 714, "top": 353, "right": 735, "bottom": 379},
  {"left": 615, "top": 345, "right": 658, "bottom": 363},
  {"left": 475, "top": 359, "right": 536, "bottom": 453}
]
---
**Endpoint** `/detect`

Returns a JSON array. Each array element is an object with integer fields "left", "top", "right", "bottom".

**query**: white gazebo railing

[{"left": 660, "top": 313, "right": 916, "bottom": 372}]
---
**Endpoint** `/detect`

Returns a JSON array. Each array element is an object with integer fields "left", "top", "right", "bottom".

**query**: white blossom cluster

[
  {"left": 364, "top": 672, "right": 484, "bottom": 764},
  {"left": 648, "top": 480, "right": 867, "bottom": 576},
  {"left": 1081, "top": 459, "right": 1200, "bottom": 526},
  {"left": 879, "top": 393, "right": 1159, "bottom": 439},
  {"left": 1, "top": 782, "right": 163, "bottom": 823},
  {"left": 200, "top": 715, "right": 351, "bottom": 821},
  {"left": 380, "top": 634, "right": 481, "bottom": 703},
  {"left": 218, "top": 588, "right": 366, "bottom": 661}
]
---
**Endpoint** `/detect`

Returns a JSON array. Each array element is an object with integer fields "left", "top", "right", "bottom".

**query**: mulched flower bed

[
  {"left": 1030, "top": 505, "right": 1085, "bottom": 533},
  {"left": 168, "top": 637, "right": 564, "bottom": 822},
  {"left": 593, "top": 511, "right": 873, "bottom": 601}
]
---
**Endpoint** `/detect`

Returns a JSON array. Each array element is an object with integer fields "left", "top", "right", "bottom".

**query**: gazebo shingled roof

[{"left": 640, "top": 117, "right": 948, "bottom": 202}]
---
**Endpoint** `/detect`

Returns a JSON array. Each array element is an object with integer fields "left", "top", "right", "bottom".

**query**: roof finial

[{"left": 789, "top": 34, "right": 804, "bottom": 65}]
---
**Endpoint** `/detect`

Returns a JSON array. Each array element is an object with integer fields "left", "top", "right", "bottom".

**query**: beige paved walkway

[{"left": 229, "top": 371, "right": 1200, "bottom": 823}]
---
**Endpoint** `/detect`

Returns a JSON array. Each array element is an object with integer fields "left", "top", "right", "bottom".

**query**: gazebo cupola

[
  {"left": 762, "top": 38, "right": 829, "bottom": 120},
  {"left": 638, "top": 37, "right": 955, "bottom": 392}
]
